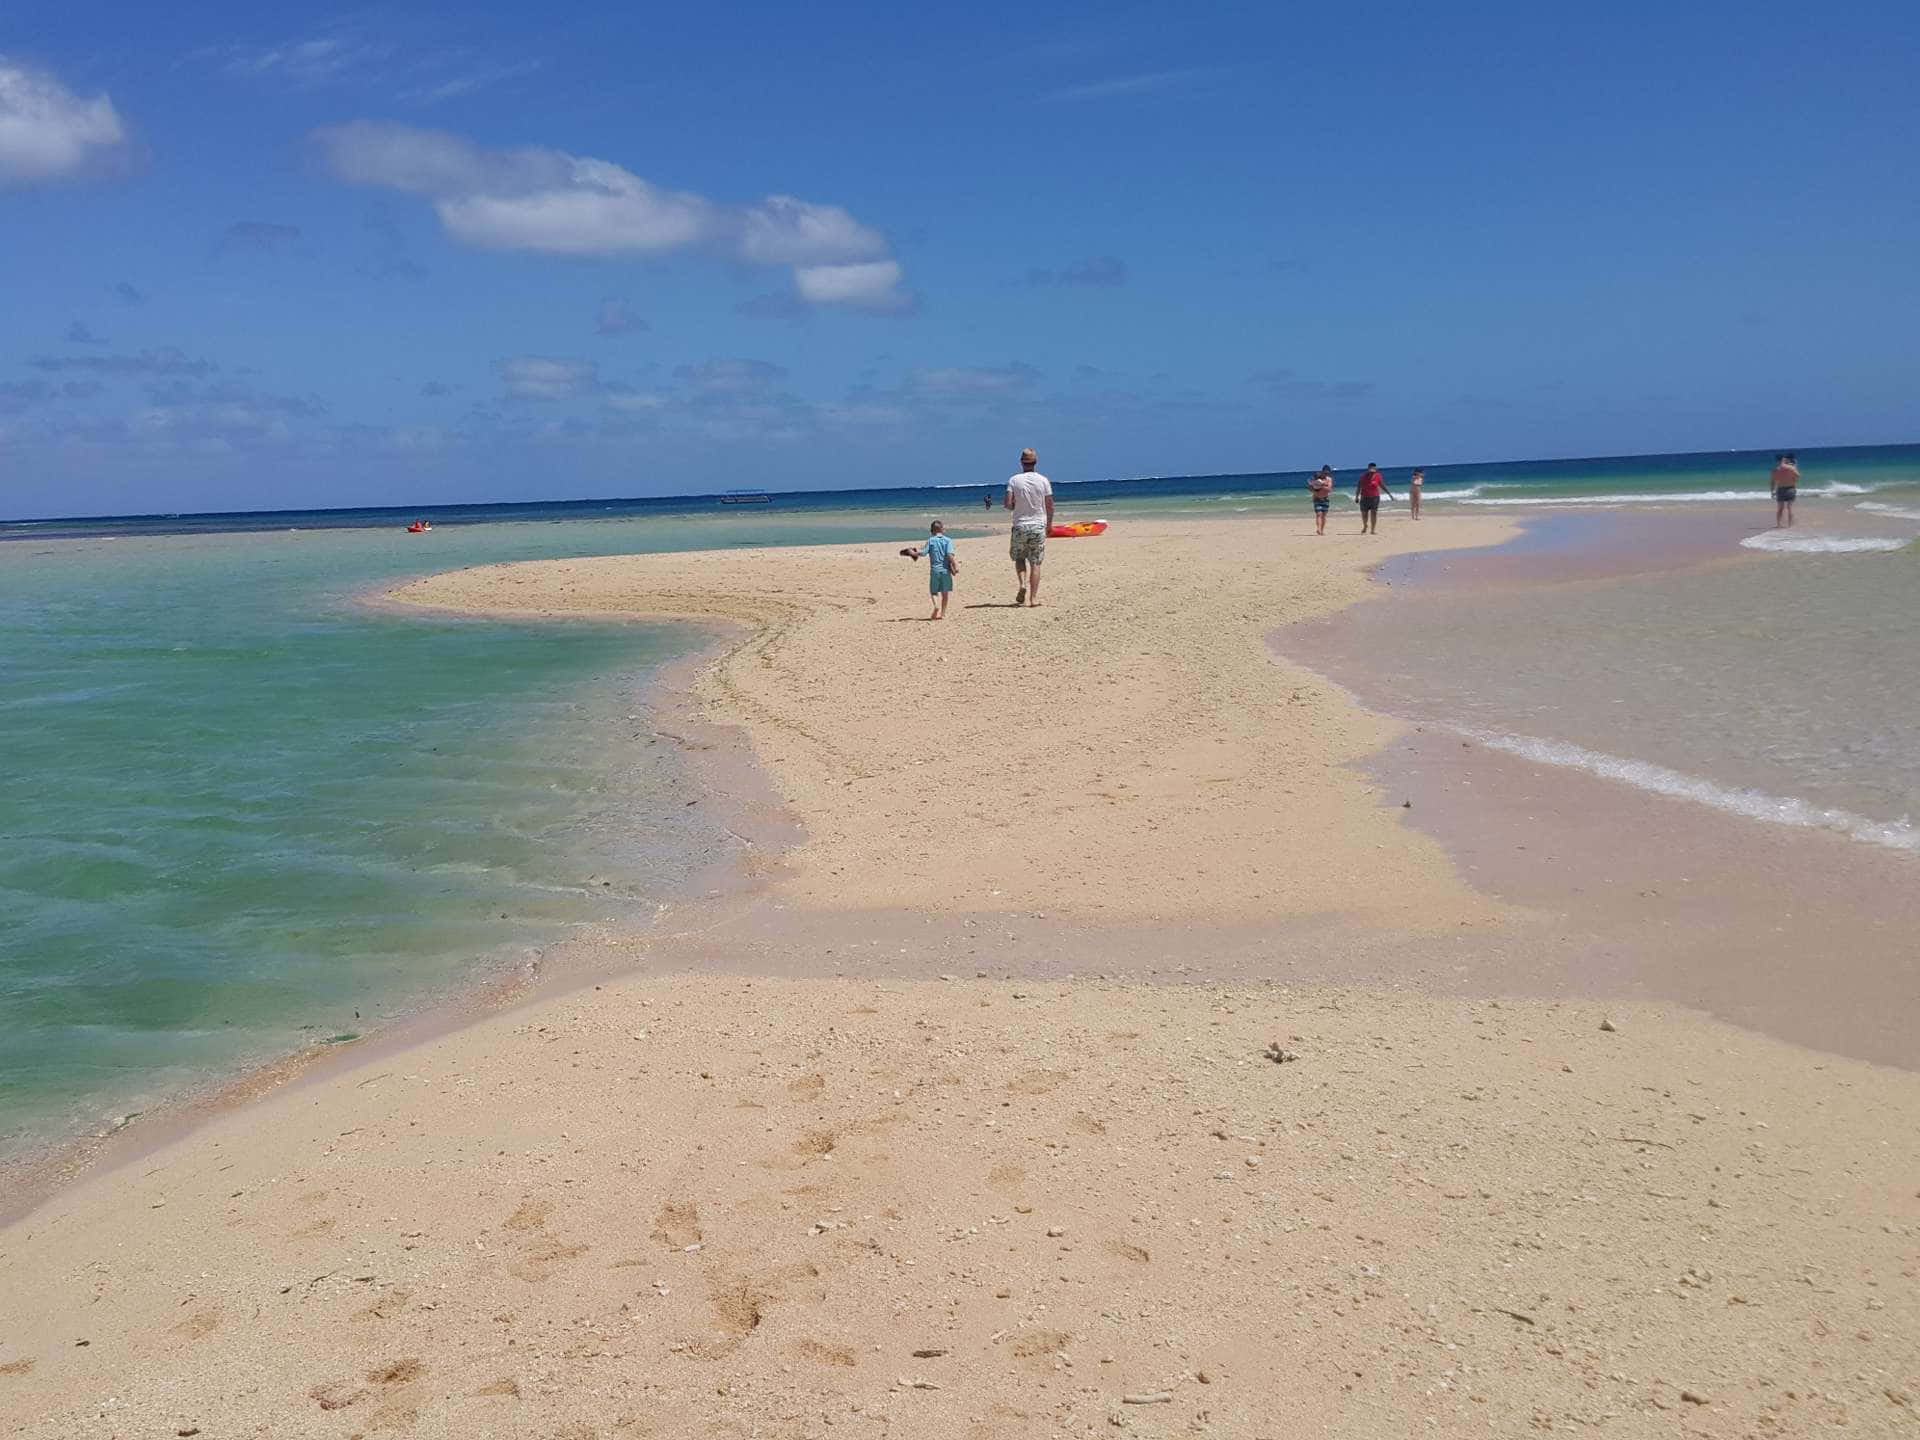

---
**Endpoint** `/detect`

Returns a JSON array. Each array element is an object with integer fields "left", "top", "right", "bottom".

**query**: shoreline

[
  {"left": 1277, "top": 501, "right": 1920, "bottom": 1068},
  {"left": 0, "top": 610, "right": 797, "bottom": 1229},
  {"left": 7, "top": 508, "right": 1919, "bottom": 1437}
]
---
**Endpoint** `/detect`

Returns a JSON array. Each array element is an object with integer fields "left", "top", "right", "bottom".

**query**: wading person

[
  {"left": 1771, "top": 452, "right": 1799, "bottom": 528},
  {"left": 1005, "top": 447, "right": 1053, "bottom": 606}
]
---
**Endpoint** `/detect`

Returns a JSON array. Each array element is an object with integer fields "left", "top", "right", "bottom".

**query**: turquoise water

[{"left": 0, "top": 514, "right": 909, "bottom": 1160}]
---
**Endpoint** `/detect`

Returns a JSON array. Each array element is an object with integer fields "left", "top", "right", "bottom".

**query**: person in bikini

[
  {"left": 1771, "top": 452, "right": 1800, "bottom": 528},
  {"left": 1309, "top": 466, "right": 1334, "bottom": 534},
  {"left": 1408, "top": 468, "right": 1425, "bottom": 519}
]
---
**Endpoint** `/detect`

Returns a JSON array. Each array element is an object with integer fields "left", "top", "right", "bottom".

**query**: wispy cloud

[
  {"left": 1021, "top": 255, "right": 1128, "bottom": 288},
  {"left": 203, "top": 24, "right": 541, "bottom": 108},
  {"left": 27, "top": 347, "right": 217, "bottom": 378},
  {"left": 211, "top": 30, "right": 395, "bottom": 89},
  {"left": 0, "top": 55, "right": 129, "bottom": 186},
  {"left": 358, "top": 203, "right": 426, "bottom": 280},
  {"left": 497, "top": 356, "right": 599, "bottom": 401},
  {"left": 65, "top": 320, "right": 107, "bottom": 345},
  {"left": 312, "top": 122, "right": 914, "bottom": 313},
  {"left": 108, "top": 280, "right": 147, "bottom": 306},
  {"left": 1247, "top": 368, "right": 1375, "bottom": 403},
  {"left": 399, "top": 59, "right": 544, "bottom": 107},
  {"left": 595, "top": 297, "right": 649, "bottom": 337},
  {"left": 212, "top": 221, "right": 303, "bottom": 259},
  {"left": 1042, "top": 67, "right": 1217, "bottom": 102}
]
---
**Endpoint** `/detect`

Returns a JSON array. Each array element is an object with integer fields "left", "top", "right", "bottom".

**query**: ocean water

[
  {"left": 0, "top": 513, "right": 911, "bottom": 1162},
  {"left": 1300, "top": 505, "right": 1920, "bottom": 856},
  {"left": 3, "top": 444, "right": 1917, "bottom": 1166}
]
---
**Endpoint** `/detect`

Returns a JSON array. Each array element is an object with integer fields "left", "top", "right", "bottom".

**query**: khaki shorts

[{"left": 1010, "top": 526, "right": 1046, "bottom": 567}]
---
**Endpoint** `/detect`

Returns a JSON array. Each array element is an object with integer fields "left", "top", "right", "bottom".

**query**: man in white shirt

[{"left": 1004, "top": 447, "right": 1054, "bottom": 607}]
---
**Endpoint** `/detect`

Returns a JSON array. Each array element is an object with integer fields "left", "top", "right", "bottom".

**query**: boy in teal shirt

[{"left": 900, "top": 520, "right": 956, "bottom": 620}]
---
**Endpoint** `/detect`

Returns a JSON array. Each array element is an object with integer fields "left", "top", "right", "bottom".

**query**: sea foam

[
  {"left": 1739, "top": 531, "right": 1910, "bottom": 554},
  {"left": 1856, "top": 500, "right": 1920, "bottom": 521},
  {"left": 1462, "top": 729, "right": 1918, "bottom": 854},
  {"left": 1458, "top": 481, "right": 1873, "bottom": 507}
]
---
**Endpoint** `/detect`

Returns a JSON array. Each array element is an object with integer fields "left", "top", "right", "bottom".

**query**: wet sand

[{"left": 3, "top": 511, "right": 1917, "bottom": 1439}]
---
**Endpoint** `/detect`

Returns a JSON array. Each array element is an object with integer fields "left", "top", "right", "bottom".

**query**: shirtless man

[
  {"left": 1309, "top": 466, "right": 1334, "bottom": 534},
  {"left": 1771, "top": 452, "right": 1800, "bottom": 528}
]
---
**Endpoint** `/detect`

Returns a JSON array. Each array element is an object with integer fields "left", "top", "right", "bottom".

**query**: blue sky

[{"left": 2, "top": 1, "right": 1916, "bottom": 517}]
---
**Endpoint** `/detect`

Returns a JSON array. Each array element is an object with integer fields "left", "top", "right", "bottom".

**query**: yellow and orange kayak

[{"left": 1046, "top": 520, "right": 1108, "bottom": 538}]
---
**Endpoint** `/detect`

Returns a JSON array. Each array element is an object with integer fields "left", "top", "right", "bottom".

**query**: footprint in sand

[
  {"left": 796, "top": 1338, "right": 857, "bottom": 1367},
  {"left": 310, "top": 1381, "right": 369, "bottom": 1411},
  {"left": 169, "top": 1308, "right": 222, "bottom": 1340},
  {"left": 1005, "top": 1069, "right": 1068, "bottom": 1096},
  {"left": 367, "top": 1357, "right": 424, "bottom": 1385},
  {"left": 1069, "top": 1112, "right": 1107, "bottom": 1135},
  {"left": 987, "top": 1163, "right": 1026, "bottom": 1192},
  {"left": 650, "top": 1201, "right": 702, "bottom": 1250},
  {"left": 506, "top": 1242, "right": 589, "bottom": 1283},
  {"left": 357, "top": 1287, "right": 411, "bottom": 1321},
  {"left": 503, "top": 1198, "right": 551, "bottom": 1232},
  {"left": 1009, "top": 1329, "right": 1072, "bottom": 1372},
  {"left": 474, "top": 1378, "right": 519, "bottom": 1398},
  {"left": 0, "top": 1359, "right": 35, "bottom": 1376},
  {"left": 1103, "top": 1240, "right": 1150, "bottom": 1263},
  {"left": 786, "top": 1072, "right": 825, "bottom": 1099}
]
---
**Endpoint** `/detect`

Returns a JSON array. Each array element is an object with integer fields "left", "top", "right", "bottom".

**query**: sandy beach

[{"left": 4, "top": 512, "right": 1917, "bottom": 1439}]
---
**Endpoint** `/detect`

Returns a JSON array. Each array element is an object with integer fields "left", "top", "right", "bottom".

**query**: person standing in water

[
  {"left": 1309, "top": 466, "right": 1334, "bottom": 534},
  {"left": 1004, "top": 447, "right": 1053, "bottom": 607},
  {"left": 1408, "top": 468, "right": 1425, "bottom": 520},
  {"left": 1354, "top": 462, "right": 1393, "bottom": 534},
  {"left": 1771, "top": 452, "right": 1800, "bottom": 528}
]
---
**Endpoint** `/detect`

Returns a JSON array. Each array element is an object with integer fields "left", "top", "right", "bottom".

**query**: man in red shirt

[{"left": 1354, "top": 462, "right": 1394, "bottom": 533}]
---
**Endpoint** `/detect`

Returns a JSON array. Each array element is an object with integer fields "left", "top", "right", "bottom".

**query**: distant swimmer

[
  {"left": 1309, "top": 466, "right": 1334, "bottom": 535},
  {"left": 1408, "top": 468, "right": 1425, "bottom": 520},
  {"left": 1354, "top": 462, "right": 1394, "bottom": 534},
  {"left": 984, "top": 490, "right": 995, "bottom": 510},
  {"left": 1771, "top": 452, "right": 1799, "bottom": 528}
]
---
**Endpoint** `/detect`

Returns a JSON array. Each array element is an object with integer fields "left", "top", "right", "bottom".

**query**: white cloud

[
  {"left": 498, "top": 356, "right": 598, "bottom": 400},
  {"left": 313, "top": 122, "right": 909, "bottom": 310},
  {"left": 794, "top": 260, "right": 909, "bottom": 312},
  {"left": 739, "top": 196, "right": 886, "bottom": 267},
  {"left": 0, "top": 56, "right": 128, "bottom": 186}
]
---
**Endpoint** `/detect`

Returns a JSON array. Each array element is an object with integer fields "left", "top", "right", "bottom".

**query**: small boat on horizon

[{"left": 719, "top": 490, "right": 772, "bottom": 505}]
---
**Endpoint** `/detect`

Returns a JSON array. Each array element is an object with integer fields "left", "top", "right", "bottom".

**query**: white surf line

[
  {"left": 1739, "top": 531, "right": 1909, "bottom": 554},
  {"left": 1856, "top": 500, "right": 1920, "bottom": 521},
  {"left": 1455, "top": 481, "right": 1875, "bottom": 507},
  {"left": 1457, "top": 728, "right": 1918, "bottom": 855}
]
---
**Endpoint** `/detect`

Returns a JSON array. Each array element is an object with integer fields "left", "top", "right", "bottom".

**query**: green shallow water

[{"left": 0, "top": 514, "right": 908, "bottom": 1160}]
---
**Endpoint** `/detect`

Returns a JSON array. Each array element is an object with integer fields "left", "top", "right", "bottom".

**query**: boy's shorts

[
  {"left": 929, "top": 569, "right": 953, "bottom": 594},
  {"left": 1359, "top": 498, "right": 1380, "bottom": 513},
  {"left": 1312, "top": 499, "right": 1330, "bottom": 513},
  {"left": 1009, "top": 527, "right": 1046, "bottom": 567}
]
